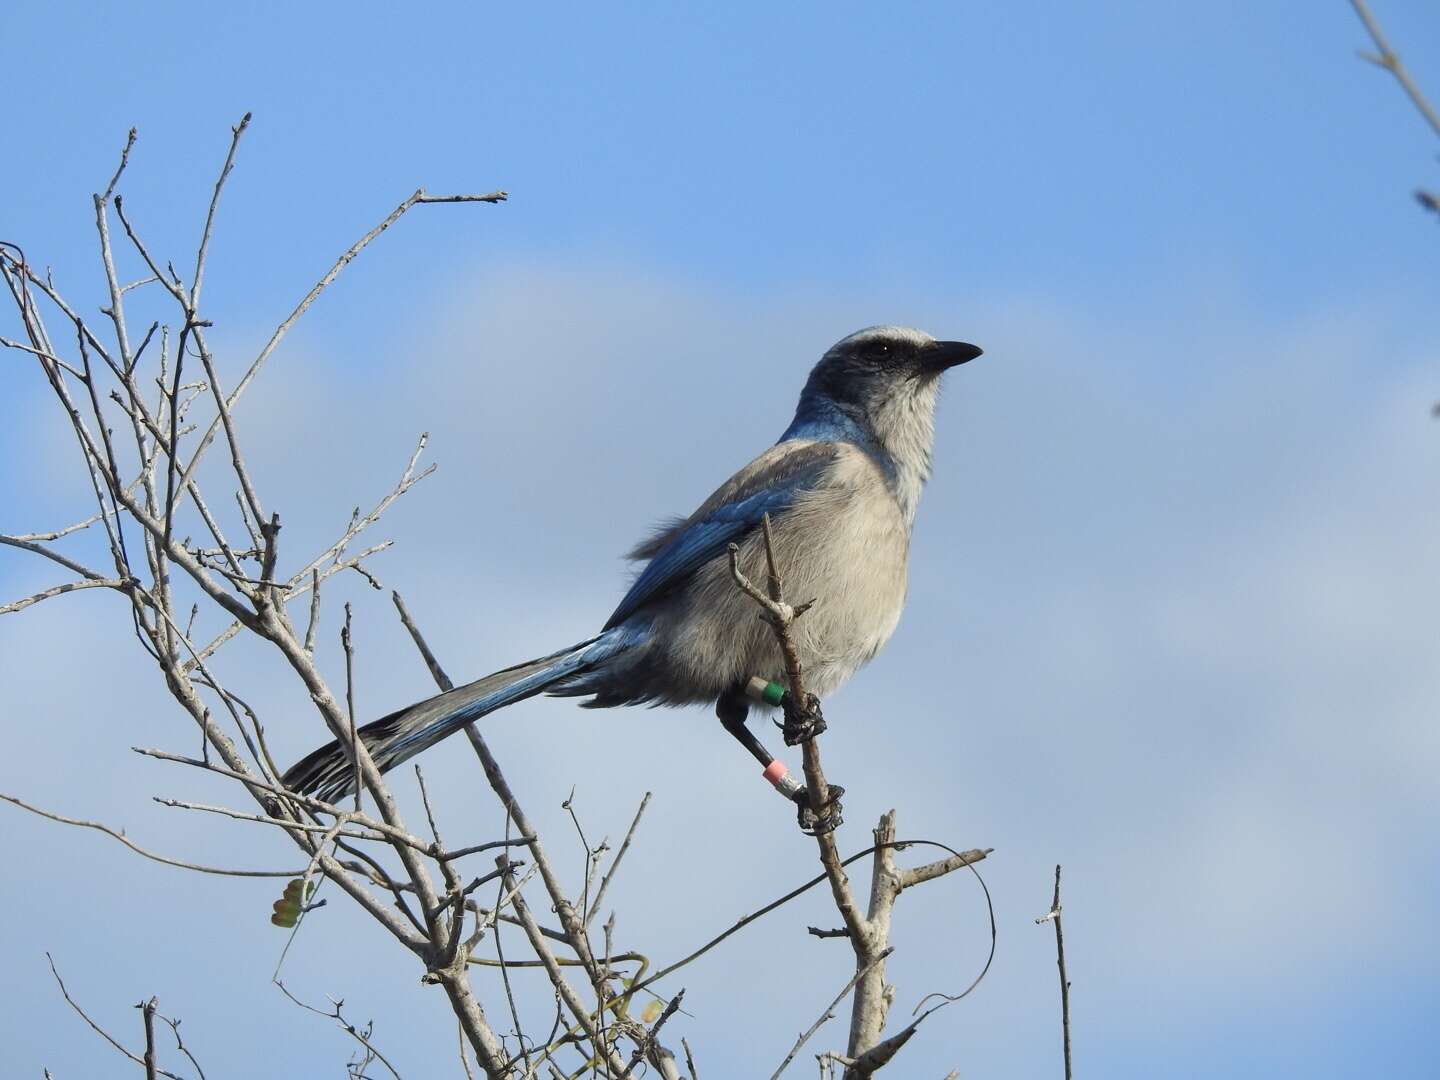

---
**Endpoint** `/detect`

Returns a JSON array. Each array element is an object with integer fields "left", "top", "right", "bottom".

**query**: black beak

[{"left": 924, "top": 340, "right": 984, "bottom": 371}]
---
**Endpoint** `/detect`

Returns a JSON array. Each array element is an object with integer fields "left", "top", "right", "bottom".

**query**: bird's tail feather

[{"left": 282, "top": 630, "right": 632, "bottom": 802}]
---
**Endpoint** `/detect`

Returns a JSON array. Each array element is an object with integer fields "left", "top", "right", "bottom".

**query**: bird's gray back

[
  {"left": 626, "top": 440, "right": 846, "bottom": 562},
  {"left": 591, "top": 441, "right": 910, "bottom": 707}
]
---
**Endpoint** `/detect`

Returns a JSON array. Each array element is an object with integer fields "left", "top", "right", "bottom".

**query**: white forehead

[{"left": 831, "top": 325, "right": 937, "bottom": 351}]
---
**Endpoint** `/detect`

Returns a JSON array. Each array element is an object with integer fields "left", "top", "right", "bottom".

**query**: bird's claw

[
  {"left": 792, "top": 783, "right": 844, "bottom": 835},
  {"left": 780, "top": 691, "right": 826, "bottom": 746}
]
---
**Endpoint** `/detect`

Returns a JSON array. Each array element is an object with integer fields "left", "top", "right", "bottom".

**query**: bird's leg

[
  {"left": 740, "top": 680, "right": 842, "bottom": 834},
  {"left": 717, "top": 687, "right": 778, "bottom": 768},
  {"left": 717, "top": 688, "right": 809, "bottom": 807},
  {"left": 718, "top": 688, "right": 842, "bottom": 833}
]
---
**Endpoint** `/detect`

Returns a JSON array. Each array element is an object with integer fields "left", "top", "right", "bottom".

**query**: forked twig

[{"left": 46, "top": 955, "right": 183, "bottom": 1080}]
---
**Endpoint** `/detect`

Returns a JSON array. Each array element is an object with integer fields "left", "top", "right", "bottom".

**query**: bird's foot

[
  {"left": 780, "top": 691, "right": 826, "bottom": 746},
  {"left": 791, "top": 783, "right": 845, "bottom": 835}
]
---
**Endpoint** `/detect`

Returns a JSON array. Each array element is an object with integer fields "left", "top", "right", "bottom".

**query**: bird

[{"left": 283, "top": 325, "right": 983, "bottom": 820}]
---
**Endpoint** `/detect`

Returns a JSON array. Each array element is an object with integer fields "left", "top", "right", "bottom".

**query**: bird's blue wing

[{"left": 604, "top": 441, "right": 840, "bottom": 629}]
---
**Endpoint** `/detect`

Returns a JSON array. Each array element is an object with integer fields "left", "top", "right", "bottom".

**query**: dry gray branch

[
  {"left": 1350, "top": 0, "right": 1440, "bottom": 137},
  {"left": 140, "top": 996, "right": 158, "bottom": 1080},
  {"left": 155, "top": 1010, "right": 207, "bottom": 1080},
  {"left": 45, "top": 955, "right": 183, "bottom": 1080},
  {"left": 274, "top": 980, "right": 403, "bottom": 1080},
  {"left": 0, "top": 576, "right": 126, "bottom": 615},
  {"left": 1349, "top": 0, "right": 1440, "bottom": 215},
  {"left": 172, "top": 186, "right": 503, "bottom": 500},
  {"left": 393, "top": 592, "right": 688, "bottom": 1077},
  {"left": 584, "top": 790, "right": 652, "bottom": 926},
  {"left": 494, "top": 855, "right": 631, "bottom": 1076},
  {"left": 770, "top": 948, "right": 893, "bottom": 1079},
  {"left": 1035, "top": 865, "right": 1073, "bottom": 1080},
  {"left": 1, "top": 120, "right": 531, "bottom": 1076},
  {"left": 0, "top": 792, "right": 305, "bottom": 877}
]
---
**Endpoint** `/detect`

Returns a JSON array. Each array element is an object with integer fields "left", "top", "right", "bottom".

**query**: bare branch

[
  {"left": 494, "top": 856, "right": 630, "bottom": 1077},
  {"left": 0, "top": 335, "right": 87, "bottom": 379},
  {"left": 183, "top": 431, "right": 431, "bottom": 671},
  {"left": 1350, "top": 0, "right": 1440, "bottom": 137},
  {"left": 101, "top": 128, "right": 137, "bottom": 202},
  {"left": 1, "top": 791, "right": 305, "bottom": 877},
  {"left": 1035, "top": 865, "right": 1073, "bottom": 1080},
  {"left": 391, "top": 589, "right": 452, "bottom": 689},
  {"left": 140, "top": 996, "right": 158, "bottom": 1080},
  {"left": 46, "top": 955, "right": 183, "bottom": 1080},
  {"left": 156, "top": 1010, "right": 207, "bottom": 1080},
  {"left": 585, "top": 790, "right": 652, "bottom": 926},
  {"left": 304, "top": 569, "right": 322, "bottom": 654},
  {"left": 4, "top": 127, "right": 522, "bottom": 1079},
  {"left": 185, "top": 540, "right": 392, "bottom": 669},
  {"left": 176, "top": 187, "right": 504, "bottom": 492},
  {"left": 0, "top": 577, "right": 126, "bottom": 615},
  {"left": 726, "top": 522, "right": 864, "bottom": 936},
  {"left": 769, "top": 948, "right": 893, "bottom": 1079},
  {"left": 5, "top": 479, "right": 141, "bottom": 542},
  {"left": 896, "top": 847, "right": 989, "bottom": 892},
  {"left": 630, "top": 841, "right": 989, "bottom": 998},
  {"left": 342, "top": 603, "right": 360, "bottom": 810},
  {"left": 619, "top": 989, "right": 686, "bottom": 1079},
  {"left": 191, "top": 114, "right": 250, "bottom": 310},
  {"left": 0, "top": 534, "right": 114, "bottom": 584},
  {"left": 274, "top": 981, "right": 403, "bottom": 1080}
]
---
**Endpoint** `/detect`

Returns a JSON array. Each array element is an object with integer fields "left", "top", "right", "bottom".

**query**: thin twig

[
  {"left": 1, "top": 792, "right": 305, "bottom": 877},
  {"left": 618, "top": 989, "right": 686, "bottom": 1079},
  {"left": 191, "top": 114, "right": 250, "bottom": 310},
  {"left": 156, "top": 1011, "right": 207, "bottom": 1080},
  {"left": 274, "top": 981, "right": 403, "bottom": 1080},
  {"left": 628, "top": 842, "right": 990, "bottom": 999},
  {"left": 495, "top": 856, "right": 631, "bottom": 1076},
  {"left": 176, "top": 186, "right": 503, "bottom": 495},
  {"left": 101, "top": 128, "right": 137, "bottom": 202},
  {"left": 769, "top": 947, "right": 893, "bottom": 1079},
  {"left": 0, "top": 577, "right": 126, "bottom": 615},
  {"left": 304, "top": 569, "right": 321, "bottom": 654},
  {"left": 585, "top": 791, "right": 651, "bottom": 926},
  {"left": 1350, "top": 0, "right": 1440, "bottom": 137},
  {"left": 342, "top": 603, "right": 360, "bottom": 811},
  {"left": 46, "top": 955, "right": 183, "bottom": 1080}
]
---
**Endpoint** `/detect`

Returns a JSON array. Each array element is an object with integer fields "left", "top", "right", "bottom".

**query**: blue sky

[{"left": 2, "top": 2, "right": 1438, "bottom": 1078}]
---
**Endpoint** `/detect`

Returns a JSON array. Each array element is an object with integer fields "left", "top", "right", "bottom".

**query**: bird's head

[
  {"left": 798, "top": 325, "right": 981, "bottom": 438},
  {"left": 810, "top": 325, "right": 980, "bottom": 398},
  {"left": 788, "top": 326, "right": 983, "bottom": 517}
]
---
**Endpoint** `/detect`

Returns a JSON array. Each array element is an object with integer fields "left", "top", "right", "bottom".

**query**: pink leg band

[{"left": 762, "top": 760, "right": 789, "bottom": 787}]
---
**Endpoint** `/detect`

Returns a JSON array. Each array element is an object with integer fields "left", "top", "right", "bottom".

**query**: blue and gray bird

[{"left": 284, "top": 326, "right": 983, "bottom": 811}]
